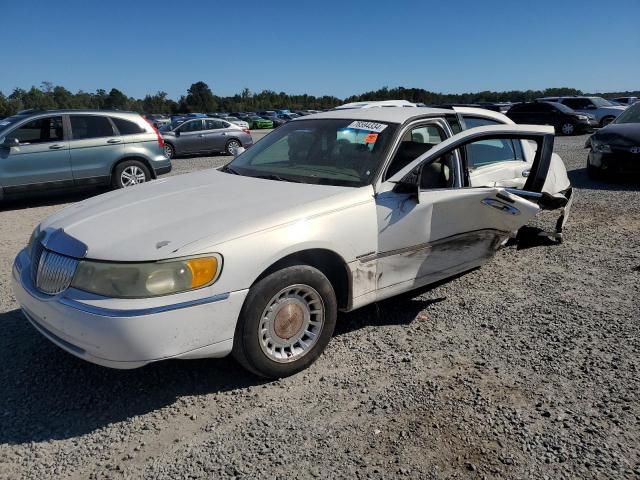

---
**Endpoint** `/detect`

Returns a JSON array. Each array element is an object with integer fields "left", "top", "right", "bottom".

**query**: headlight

[
  {"left": 593, "top": 141, "right": 612, "bottom": 154},
  {"left": 576, "top": 115, "right": 588, "bottom": 121},
  {"left": 71, "top": 255, "right": 221, "bottom": 298},
  {"left": 27, "top": 225, "right": 40, "bottom": 257}
]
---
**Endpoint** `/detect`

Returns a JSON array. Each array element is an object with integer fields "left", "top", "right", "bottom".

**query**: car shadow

[
  {"left": 1, "top": 283, "right": 452, "bottom": 445},
  {"left": 568, "top": 167, "right": 640, "bottom": 192},
  {"left": 0, "top": 309, "right": 261, "bottom": 445},
  {"left": 0, "top": 189, "right": 102, "bottom": 212}
]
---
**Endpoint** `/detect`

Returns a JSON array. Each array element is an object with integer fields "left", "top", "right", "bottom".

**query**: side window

[
  {"left": 178, "top": 120, "right": 203, "bottom": 132},
  {"left": 11, "top": 116, "right": 64, "bottom": 144},
  {"left": 562, "top": 98, "right": 589, "bottom": 110},
  {"left": 70, "top": 115, "right": 115, "bottom": 140},
  {"left": 466, "top": 139, "right": 521, "bottom": 168},
  {"left": 463, "top": 116, "right": 501, "bottom": 128},
  {"left": 446, "top": 116, "right": 462, "bottom": 134},
  {"left": 462, "top": 116, "right": 524, "bottom": 167},
  {"left": 204, "top": 119, "right": 226, "bottom": 130},
  {"left": 386, "top": 124, "right": 446, "bottom": 179},
  {"left": 112, "top": 117, "right": 145, "bottom": 135}
]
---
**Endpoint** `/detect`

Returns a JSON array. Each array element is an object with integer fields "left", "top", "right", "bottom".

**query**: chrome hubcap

[
  {"left": 121, "top": 166, "right": 146, "bottom": 187},
  {"left": 562, "top": 123, "right": 574, "bottom": 134},
  {"left": 227, "top": 140, "right": 240, "bottom": 152},
  {"left": 259, "top": 284, "right": 324, "bottom": 363},
  {"left": 164, "top": 145, "right": 173, "bottom": 157}
]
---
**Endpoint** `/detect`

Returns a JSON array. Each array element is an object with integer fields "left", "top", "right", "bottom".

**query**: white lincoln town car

[{"left": 12, "top": 107, "right": 572, "bottom": 378}]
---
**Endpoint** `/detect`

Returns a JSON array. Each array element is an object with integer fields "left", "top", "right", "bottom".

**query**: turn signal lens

[{"left": 186, "top": 257, "right": 218, "bottom": 289}]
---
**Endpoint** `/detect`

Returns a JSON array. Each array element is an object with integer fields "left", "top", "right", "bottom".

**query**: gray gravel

[{"left": 0, "top": 134, "right": 638, "bottom": 479}]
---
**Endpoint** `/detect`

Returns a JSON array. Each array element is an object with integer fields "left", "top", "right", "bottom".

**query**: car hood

[
  {"left": 593, "top": 123, "right": 640, "bottom": 145},
  {"left": 41, "top": 169, "right": 369, "bottom": 261}
]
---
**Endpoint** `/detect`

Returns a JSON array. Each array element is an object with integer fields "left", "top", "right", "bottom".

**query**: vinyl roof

[{"left": 295, "top": 107, "right": 454, "bottom": 124}]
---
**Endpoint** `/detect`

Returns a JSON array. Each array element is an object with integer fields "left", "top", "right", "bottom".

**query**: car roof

[{"left": 295, "top": 107, "right": 453, "bottom": 124}]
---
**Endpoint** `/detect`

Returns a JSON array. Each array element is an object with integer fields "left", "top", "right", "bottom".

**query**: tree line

[{"left": 1, "top": 81, "right": 638, "bottom": 118}]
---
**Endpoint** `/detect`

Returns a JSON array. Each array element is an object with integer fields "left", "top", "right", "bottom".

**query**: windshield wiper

[
  {"left": 252, "top": 174, "right": 302, "bottom": 183},
  {"left": 220, "top": 164, "right": 241, "bottom": 175}
]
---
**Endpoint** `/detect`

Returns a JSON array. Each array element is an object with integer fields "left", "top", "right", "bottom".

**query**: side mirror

[
  {"left": 1, "top": 137, "right": 19, "bottom": 149},
  {"left": 392, "top": 164, "right": 422, "bottom": 201},
  {"left": 175, "top": 131, "right": 181, "bottom": 137},
  {"left": 231, "top": 146, "right": 246, "bottom": 158}
]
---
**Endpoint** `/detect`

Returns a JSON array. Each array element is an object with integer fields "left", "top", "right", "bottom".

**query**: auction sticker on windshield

[{"left": 346, "top": 121, "right": 388, "bottom": 133}]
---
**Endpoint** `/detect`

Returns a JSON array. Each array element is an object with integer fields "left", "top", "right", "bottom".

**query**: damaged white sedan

[{"left": 12, "top": 107, "right": 572, "bottom": 378}]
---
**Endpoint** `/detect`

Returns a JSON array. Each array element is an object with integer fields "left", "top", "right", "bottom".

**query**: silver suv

[
  {"left": 0, "top": 109, "right": 171, "bottom": 199},
  {"left": 536, "top": 96, "right": 626, "bottom": 127}
]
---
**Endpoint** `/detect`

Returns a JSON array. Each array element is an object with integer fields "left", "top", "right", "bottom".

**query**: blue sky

[{"left": 3, "top": 0, "right": 639, "bottom": 99}]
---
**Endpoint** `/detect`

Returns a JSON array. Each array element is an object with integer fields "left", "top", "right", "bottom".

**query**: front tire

[
  {"left": 233, "top": 265, "right": 337, "bottom": 378},
  {"left": 600, "top": 116, "right": 615, "bottom": 127},
  {"left": 587, "top": 161, "right": 605, "bottom": 180},
  {"left": 112, "top": 160, "right": 151, "bottom": 189},
  {"left": 163, "top": 143, "right": 175, "bottom": 159}
]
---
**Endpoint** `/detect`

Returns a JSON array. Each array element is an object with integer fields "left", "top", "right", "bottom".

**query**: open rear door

[{"left": 373, "top": 125, "right": 558, "bottom": 298}]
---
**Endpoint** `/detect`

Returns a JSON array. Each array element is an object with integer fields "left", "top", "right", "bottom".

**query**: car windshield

[
  {"left": 226, "top": 119, "right": 397, "bottom": 187},
  {"left": 225, "top": 117, "right": 239, "bottom": 121},
  {"left": 591, "top": 97, "right": 615, "bottom": 107},
  {"left": 0, "top": 114, "right": 30, "bottom": 132},
  {"left": 613, "top": 103, "right": 640, "bottom": 124}
]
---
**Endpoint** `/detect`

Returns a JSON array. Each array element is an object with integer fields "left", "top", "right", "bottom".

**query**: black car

[
  {"left": 506, "top": 102, "right": 596, "bottom": 135},
  {"left": 586, "top": 102, "right": 640, "bottom": 179}
]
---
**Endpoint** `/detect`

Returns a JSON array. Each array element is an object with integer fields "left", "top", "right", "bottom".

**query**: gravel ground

[{"left": 0, "top": 133, "right": 638, "bottom": 479}]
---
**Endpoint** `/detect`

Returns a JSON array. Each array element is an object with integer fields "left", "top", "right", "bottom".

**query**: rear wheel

[
  {"left": 559, "top": 122, "right": 575, "bottom": 135},
  {"left": 112, "top": 160, "right": 151, "bottom": 189},
  {"left": 233, "top": 265, "right": 337, "bottom": 378},
  {"left": 225, "top": 139, "right": 242, "bottom": 155}
]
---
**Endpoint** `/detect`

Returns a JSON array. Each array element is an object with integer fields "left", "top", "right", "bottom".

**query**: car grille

[{"left": 31, "top": 242, "right": 79, "bottom": 295}]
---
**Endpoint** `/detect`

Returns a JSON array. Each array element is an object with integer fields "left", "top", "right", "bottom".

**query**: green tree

[{"left": 185, "top": 81, "right": 217, "bottom": 112}]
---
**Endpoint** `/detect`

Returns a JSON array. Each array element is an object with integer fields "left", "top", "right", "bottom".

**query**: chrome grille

[
  {"left": 32, "top": 246, "right": 79, "bottom": 295},
  {"left": 30, "top": 241, "right": 45, "bottom": 284}
]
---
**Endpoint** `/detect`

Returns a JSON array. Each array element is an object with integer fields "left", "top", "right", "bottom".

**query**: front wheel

[
  {"left": 163, "top": 143, "right": 175, "bottom": 159},
  {"left": 587, "top": 161, "right": 605, "bottom": 181},
  {"left": 233, "top": 265, "right": 337, "bottom": 378},
  {"left": 600, "top": 116, "right": 615, "bottom": 127},
  {"left": 112, "top": 160, "right": 151, "bottom": 189},
  {"left": 225, "top": 139, "right": 242, "bottom": 155}
]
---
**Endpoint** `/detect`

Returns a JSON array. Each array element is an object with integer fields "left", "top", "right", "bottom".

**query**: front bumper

[
  {"left": 11, "top": 249, "right": 248, "bottom": 369},
  {"left": 588, "top": 150, "right": 640, "bottom": 174}
]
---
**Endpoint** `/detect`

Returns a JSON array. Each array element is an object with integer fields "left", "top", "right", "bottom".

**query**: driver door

[{"left": 374, "top": 124, "right": 555, "bottom": 300}]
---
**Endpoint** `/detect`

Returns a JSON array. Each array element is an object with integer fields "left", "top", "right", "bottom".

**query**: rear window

[
  {"left": 70, "top": 115, "right": 115, "bottom": 140},
  {"left": 112, "top": 117, "right": 145, "bottom": 135}
]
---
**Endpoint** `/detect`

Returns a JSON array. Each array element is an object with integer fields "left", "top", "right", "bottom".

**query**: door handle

[
  {"left": 521, "top": 169, "right": 530, "bottom": 177},
  {"left": 106, "top": 138, "right": 122, "bottom": 144},
  {"left": 49, "top": 144, "right": 65, "bottom": 150},
  {"left": 198, "top": 134, "right": 205, "bottom": 137},
  {"left": 482, "top": 198, "right": 520, "bottom": 215}
]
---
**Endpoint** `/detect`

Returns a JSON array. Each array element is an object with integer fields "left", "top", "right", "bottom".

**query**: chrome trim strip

[{"left": 58, "top": 293, "right": 230, "bottom": 318}]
